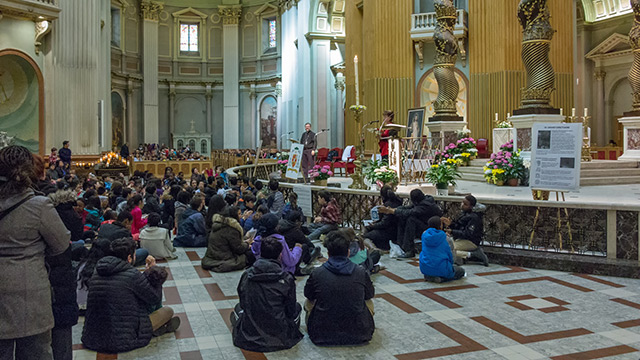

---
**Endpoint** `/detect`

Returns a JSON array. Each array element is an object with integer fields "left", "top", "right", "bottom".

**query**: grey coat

[{"left": 0, "top": 189, "right": 70, "bottom": 339}]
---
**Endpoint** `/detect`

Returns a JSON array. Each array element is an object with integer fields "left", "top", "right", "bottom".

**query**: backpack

[{"left": 327, "top": 150, "right": 339, "bottom": 161}]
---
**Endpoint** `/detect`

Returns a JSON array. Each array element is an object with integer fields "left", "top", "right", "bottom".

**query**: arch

[
  {"left": 415, "top": 67, "right": 469, "bottom": 120},
  {"left": 0, "top": 49, "right": 45, "bottom": 155},
  {"left": 580, "top": 0, "right": 596, "bottom": 22}
]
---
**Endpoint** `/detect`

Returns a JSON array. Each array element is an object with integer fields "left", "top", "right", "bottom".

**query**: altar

[{"left": 173, "top": 120, "right": 212, "bottom": 155}]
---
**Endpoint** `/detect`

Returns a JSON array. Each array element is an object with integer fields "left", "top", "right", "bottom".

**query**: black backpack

[{"left": 327, "top": 150, "right": 339, "bottom": 161}]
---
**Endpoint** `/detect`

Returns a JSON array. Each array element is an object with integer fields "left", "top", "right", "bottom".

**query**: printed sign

[{"left": 530, "top": 123, "right": 582, "bottom": 192}]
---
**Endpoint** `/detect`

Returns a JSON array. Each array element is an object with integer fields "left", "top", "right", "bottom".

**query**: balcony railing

[
  {"left": 410, "top": 9, "right": 468, "bottom": 41},
  {"left": 0, "top": 0, "right": 61, "bottom": 20}
]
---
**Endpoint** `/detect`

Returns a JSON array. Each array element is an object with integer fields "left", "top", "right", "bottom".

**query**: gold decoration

[
  {"left": 348, "top": 106, "right": 367, "bottom": 190},
  {"left": 432, "top": 0, "right": 460, "bottom": 119},
  {"left": 219, "top": 7, "right": 242, "bottom": 25},
  {"left": 140, "top": 0, "right": 163, "bottom": 21},
  {"left": 517, "top": 0, "right": 556, "bottom": 109}
]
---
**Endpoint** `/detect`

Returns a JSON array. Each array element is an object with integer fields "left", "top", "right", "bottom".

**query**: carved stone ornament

[
  {"left": 140, "top": 0, "right": 164, "bottom": 21},
  {"left": 629, "top": 0, "right": 640, "bottom": 111},
  {"left": 431, "top": 0, "right": 460, "bottom": 119},
  {"left": 279, "top": 0, "right": 300, "bottom": 11},
  {"left": 219, "top": 7, "right": 242, "bottom": 25},
  {"left": 34, "top": 20, "right": 51, "bottom": 55}
]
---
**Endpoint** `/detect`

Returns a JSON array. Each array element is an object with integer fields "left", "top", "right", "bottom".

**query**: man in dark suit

[
  {"left": 59, "top": 141, "right": 72, "bottom": 167},
  {"left": 300, "top": 123, "right": 316, "bottom": 184}
]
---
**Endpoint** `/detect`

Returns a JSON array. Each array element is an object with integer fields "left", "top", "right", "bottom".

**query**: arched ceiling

[{"left": 580, "top": 0, "right": 633, "bottom": 22}]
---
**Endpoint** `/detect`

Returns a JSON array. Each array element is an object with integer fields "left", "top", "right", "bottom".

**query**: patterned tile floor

[{"left": 72, "top": 246, "right": 640, "bottom": 360}]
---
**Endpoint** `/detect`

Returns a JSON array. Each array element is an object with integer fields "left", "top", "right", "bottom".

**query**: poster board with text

[
  {"left": 292, "top": 184, "right": 313, "bottom": 217},
  {"left": 530, "top": 123, "right": 582, "bottom": 192}
]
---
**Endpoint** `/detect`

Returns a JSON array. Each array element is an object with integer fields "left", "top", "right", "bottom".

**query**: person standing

[
  {"left": 120, "top": 143, "right": 130, "bottom": 159},
  {"left": 59, "top": 141, "right": 72, "bottom": 167},
  {"left": 300, "top": 123, "right": 316, "bottom": 184},
  {"left": 0, "top": 146, "right": 71, "bottom": 360},
  {"left": 378, "top": 111, "right": 396, "bottom": 163}
]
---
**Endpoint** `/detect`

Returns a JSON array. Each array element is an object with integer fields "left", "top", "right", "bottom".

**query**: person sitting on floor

[
  {"left": 231, "top": 236, "right": 303, "bottom": 352},
  {"left": 363, "top": 185, "right": 403, "bottom": 251},
  {"left": 82, "top": 238, "right": 180, "bottom": 353},
  {"left": 140, "top": 213, "right": 177, "bottom": 260},
  {"left": 308, "top": 190, "right": 342, "bottom": 240},
  {"left": 278, "top": 210, "right": 321, "bottom": 275},
  {"left": 201, "top": 206, "right": 254, "bottom": 272},
  {"left": 282, "top": 192, "right": 305, "bottom": 224},
  {"left": 267, "top": 179, "right": 285, "bottom": 218},
  {"left": 420, "top": 216, "right": 466, "bottom": 283},
  {"left": 251, "top": 213, "right": 302, "bottom": 275},
  {"left": 98, "top": 211, "right": 149, "bottom": 267},
  {"left": 441, "top": 194, "right": 488, "bottom": 266},
  {"left": 378, "top": 189, "right": 442, "bottom": 258},
  {"left": 344, "top": 228, "right": 382, "bottom": 274},
  {"left": 174, "top": 196, "right": 207, "bottom": 247},
  {"left": 303, "top": 229, "right": 375, "bottom": 346}
]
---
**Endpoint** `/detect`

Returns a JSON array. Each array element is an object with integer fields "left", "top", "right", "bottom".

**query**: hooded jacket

[
  {"left": 174, "top": 208, "right": 207, "bottom": 247},
  {"left": 278, "top": 219, "right": 308, "bottom": 249},
  {"left": 46, "top": 247, "right": 79, "bottom": 329},
  {"left": 142, "top": 194, "right": 162, "bottom": 215},
  {"left": 419, "top": 228, "right": 454, "bottom": 279},
  {"left": 81, "top": 256, "right": 161, "bottom": 353},
  {"left": 450, "top": 204, "right": 485, "bottom": 246},
  {"left": 0, "top": 189, "right": 70, "bottom": 339},
  {"left": 394, "top": 195, "right": 442, "bottom": 221},
  {"left": 232, "top": 258, "right": 303, "bottom": 352},
  {"left": 303, "top": 256, "right": 375, "bottom": 345},
  {"left": 98, "top": 221, "right": 132, "bottom": 242},
  {"left": 251, "top": 233, "right": 302, "bottom": 274},
  {"left": 201, "top": 214, "right": 248, "bottom": 272},
  {"left": 49, "top": 190, "right": 84, "bottom": 242}
]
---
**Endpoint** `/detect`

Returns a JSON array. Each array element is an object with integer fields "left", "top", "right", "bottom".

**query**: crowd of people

[
  {"left": 0, "top": 143, "right": 489, "bottom": 358},
  {"left": 130, "top": 143, "right": 208, "bottom": 161}
]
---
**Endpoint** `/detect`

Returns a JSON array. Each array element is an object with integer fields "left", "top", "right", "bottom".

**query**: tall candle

[
  {"left": 572, "top": 108, "right": 576, "bottom": 117},
  {"left": 584, "top": 107, "right": 588, "bottom": 117},
  {"left": 495, "top": 113, "right": 499, "bottom": 121},
  {"left": 507, "top": 112, "right": 510, "bottom": 119},
  {"left": 354, "top": 55, "right": 360, "bottom": 106}
]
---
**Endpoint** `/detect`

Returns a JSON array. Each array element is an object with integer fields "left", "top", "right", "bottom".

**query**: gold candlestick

[{"left": 348, "top": 105, "right": 367, "bottom": 190}]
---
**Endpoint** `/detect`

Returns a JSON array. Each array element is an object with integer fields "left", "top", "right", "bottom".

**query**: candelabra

[
  {"left": 566, "top": 114, "right": 592, "bottom": 162},
  {"left": 348, "top": 105, "right": 367, "bottom": 190}
]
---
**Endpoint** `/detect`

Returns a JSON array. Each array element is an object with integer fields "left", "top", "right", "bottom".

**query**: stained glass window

[
  {"left": 268, "top": 19, "right": 276, "bottom": 48},
  {"left": 180, "top": 23, "right": 198, "bottom": 52}
]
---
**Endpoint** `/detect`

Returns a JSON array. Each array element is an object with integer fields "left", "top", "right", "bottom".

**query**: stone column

[
  {"left": 275, "top": 82, "right": 282, "bottom": 150},
  {"left": 205, "top": 83, "right": 213, "bottom": 134},
  {"left": 250, "top": 85, "right": 257, "bottom": 148},
  {"left": 168, "top": 82, "right": 176, "bottom": 144},
  {"left": 219, "top": 6, "right": 242, "bottom": 149},
  {"left": 141, "top": 0, "right": 163, "bottom": 143},
  {"left": 594, "top": 70, "right": 606, "bottom": 146},
  {"left": 126, "top": 79, "right": 135, "bottom": 145},
  {"left": 335, "top": 74, "right": 345, "bottom": 148}
]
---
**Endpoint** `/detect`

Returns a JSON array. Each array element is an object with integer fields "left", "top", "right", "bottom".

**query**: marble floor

[{"left": 72, "top": 245, "right": 640, "bottom": 360}]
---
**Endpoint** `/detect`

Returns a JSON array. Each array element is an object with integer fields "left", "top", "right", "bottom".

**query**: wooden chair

[{"left": 476, "top": 138, "right": 489, "bottom": 158}]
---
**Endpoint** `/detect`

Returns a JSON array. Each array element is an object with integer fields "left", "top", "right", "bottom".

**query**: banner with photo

[{"left": 530, "top": 123, "right": 582, "bottom": 192}]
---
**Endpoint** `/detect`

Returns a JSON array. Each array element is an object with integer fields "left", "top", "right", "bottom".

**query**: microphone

[
  {"left": 322, "top": 128, "right": 331, "bottom": 132},
  {"left": 366, "top": 120, "right": 379, "bottom": 125},
  {"left": 287, "top": 131, "right": 294, "bottom": 135}
]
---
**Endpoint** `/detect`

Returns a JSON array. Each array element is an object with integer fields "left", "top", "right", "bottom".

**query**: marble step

[
  {"left": 458, "top": 166, "right": 485, "bottom": 174},
  {"left": 580, "top": 168, "right": 640, "bottom": 177},
  {"left": 580, "top": 176, "right": 640, "bottom": 186},
  {"left": 581, "top": 160, "right": 638, "bottom": 169}
]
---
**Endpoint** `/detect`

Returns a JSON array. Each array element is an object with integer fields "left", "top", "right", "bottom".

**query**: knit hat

[{"left": 257, "top": 213, "right": 279, "bottom": 237}]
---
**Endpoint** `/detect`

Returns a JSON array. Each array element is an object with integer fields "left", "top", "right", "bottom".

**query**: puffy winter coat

[
  {"left": 174, "top": 201, "right": 188, "bottom": 227},
  {"left": 450, "top": 204, "right": 485, "bottom": 246},
  {"left": 278, "top": 219, "right": 307, "bottom": 249},
  {"left": 98, "top": 221, "right": 132, "bottom": 242},
  {"left": 394, "top": 195, "right": 442, "bottom": 221},
  {"left": 232, "top": 259, "right": 303, "bottom": 352},
  {"left": 303, "top": 256, "right": 375, "bottom": 345},
  {"left": 201, "top": 214, "right": 248, "bottom": 272},
  {"left": 46, "top": 247, "right": 79, "bottom": 329},
  {"left": 49, "top": 190, "right": 84, "bottom": 242},
  {"left": 81, "top": 256, "right": 161, "bottom": 353},
  {"left": 142, "top": 194, "right": 162, "bottom": 215},
  {"left": 419, "top": 228, "right": 454, "bottom": 279}
]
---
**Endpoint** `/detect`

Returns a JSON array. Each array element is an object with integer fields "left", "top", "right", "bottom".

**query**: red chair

[
  {"left": 333, "top": 147, "right": 355, "bottom": 176},
  {"left": 476, "top": 139, "right": 489, "bottom": 158},
  {"left": 316, "top": 147, "right": 330, "bottom": 167}
]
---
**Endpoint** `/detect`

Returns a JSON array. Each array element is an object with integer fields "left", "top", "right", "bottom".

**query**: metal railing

[{"left": 410, "top": 9, "right": 468, "bottom": 38}]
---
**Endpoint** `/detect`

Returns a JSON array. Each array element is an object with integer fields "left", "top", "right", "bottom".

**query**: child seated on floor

[
  {"left": 342, "top": 228, "right": 382, "bottom": 274},
  {"left": 144, "top": 265, "right": 168, "bottom": 314},
  {"left": 420, "top": 216, "right": 465, "bottom": 283}
]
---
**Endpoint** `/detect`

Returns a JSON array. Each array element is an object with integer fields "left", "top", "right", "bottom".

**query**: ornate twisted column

[
  {"left": 430, "top": 0, "right": 462, "bottom": 122},
  {"left": 219, "top": 5, "right": 242, "bottom": 149},
  {"left": 514, "top": 0, "right": 559, "bottom": 114},
  {"left": 140, "top": 0, "right": 163, "bottom": 143}
]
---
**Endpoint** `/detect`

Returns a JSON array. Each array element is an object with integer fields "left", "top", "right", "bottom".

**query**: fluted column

[
  {"left": 205, "top": 83, "right": 213, "bottom": 134},
  {"left": 126, "top": 79, "right": 134, "bottom": 144},
  {"left": 335, "top": 74, "right": 345, "bottom": 148},
  {"left": 219, "top": 5, "right": 242, "bottom": 149},
  {"left": 594, "top": 70, "right": 606, "bottom": 146},
  {"left": 141, "top": 0, "right": 163, "bottom": 143},
  {"left": 168, "top": 82, "right": 176, "bottom": 142},
  {"left": 250, "top": 85, "right": 257, "bottom": 148}
]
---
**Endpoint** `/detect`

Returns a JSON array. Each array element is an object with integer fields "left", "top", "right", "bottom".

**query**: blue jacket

[
  {"left": 419, "top": 228, "right": 454, "bottom": 279},
  {"left": 174, "top": 208, "right": 207, "bottom": 247}
]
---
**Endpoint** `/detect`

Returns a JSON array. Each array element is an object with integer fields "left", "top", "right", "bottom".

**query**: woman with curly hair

[{"left": 0, "top": 145, "right": 71, "bottom": 359}]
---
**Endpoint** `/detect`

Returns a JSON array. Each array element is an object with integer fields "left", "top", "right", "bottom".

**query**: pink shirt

[{"left": 131, "top": 206, "right": 147, "bottom": 235}]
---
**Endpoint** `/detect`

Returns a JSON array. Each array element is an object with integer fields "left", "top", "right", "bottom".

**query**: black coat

[
  {"left": 142, "top": 194, "right": 162, "bottom": 215},
  {"left": 55, "top": 202, "right": 84, "bottom": 243},
  {"left": 368, "top": 197, "right": 403, "bottom": 232},
  {"left": 303, "top": 256, "right": 375, "bottom": 345},
  {"left": 46, "top": 247, "right": 79, "bottom": 329},
  {"left": 394, "top": 196, "right": 442, "bottom": 222},
  {"left": 81, "top": 256, "right": 161, "bottom": 353},
  {"left": 278, "top": 219, "right": 308, "bottom": 249},
  {"left": 233, "top": 259, "right": 303, "bottom": 352},
  {"left": 450, "top": 209, "right": 484, "bottom": 246},
  {"left": 98, "top": 222, "right": 131, "bottom": 241}
]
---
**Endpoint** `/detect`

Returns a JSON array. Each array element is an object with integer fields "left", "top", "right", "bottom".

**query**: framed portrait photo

[{"left": 406, "top": 108, "right": 425, "bottom": 138}]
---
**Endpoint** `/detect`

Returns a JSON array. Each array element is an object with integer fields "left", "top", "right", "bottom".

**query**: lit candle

[
  {"left": 495, "top": 113, "right": 499, "bottom": 121},
  {"left": 354, "top": 55, "right": 360, "bottom": 106},
  {"left": 572, "top": 108, "right": 576, "bottom": 117},
  {"left": 507, "top": 113, "right": 510, "bottom": 119},
  {"left": 584, "top": 107, "right": 588, "bottom": 117},
  {"left": 560, "top": 108, "right": 563, "bottom": 116}
]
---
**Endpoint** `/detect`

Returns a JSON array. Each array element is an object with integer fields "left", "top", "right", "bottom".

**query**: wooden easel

[
  {"left": 529, "top": 189, "right": 574, "bottom": 252},
  {"left": 251, "top": 140, "right": 263, "bottom": 178}
]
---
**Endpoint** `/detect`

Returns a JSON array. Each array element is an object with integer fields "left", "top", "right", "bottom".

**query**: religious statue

[
  {"left": 516, "top": 0, "right": 556, "bottom": 111},
  {"left": 430, "top": 0, "right": 462, "bottom": 121},
  {"left": 627, "top": 0, "right": 640, "bottom": 114}
]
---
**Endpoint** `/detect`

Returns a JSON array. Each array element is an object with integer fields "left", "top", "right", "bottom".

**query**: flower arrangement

[
  {"left": 456, "top": 128, "right": 471, "bottom": 139},
  {"left": 309, "top": 164, "right": 333, "bottom": 181},
  {"left": 277, "top": 159, "right": 289, "bottom": 173},
  {"left": 483, "top": 140, "right": 525, "bottom": 185},
  {"left": 349, "top": 105, "right": 367, "bottom": 112},
  {"left": 426, "top": 162, "right": 461, "bottom": 188},
  {"left": 364, "top": 159, "right": 398, "bottom": 188},
  {"left": 434, "top": 137, "right": 478, "bottom": 166},
  {"left": 496, "top": 120, "right": 513, "bottom": 129}
]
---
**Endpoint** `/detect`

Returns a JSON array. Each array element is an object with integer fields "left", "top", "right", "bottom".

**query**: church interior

[{"left": 3, "top": 0, "right": 640, "bottom": 359}]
